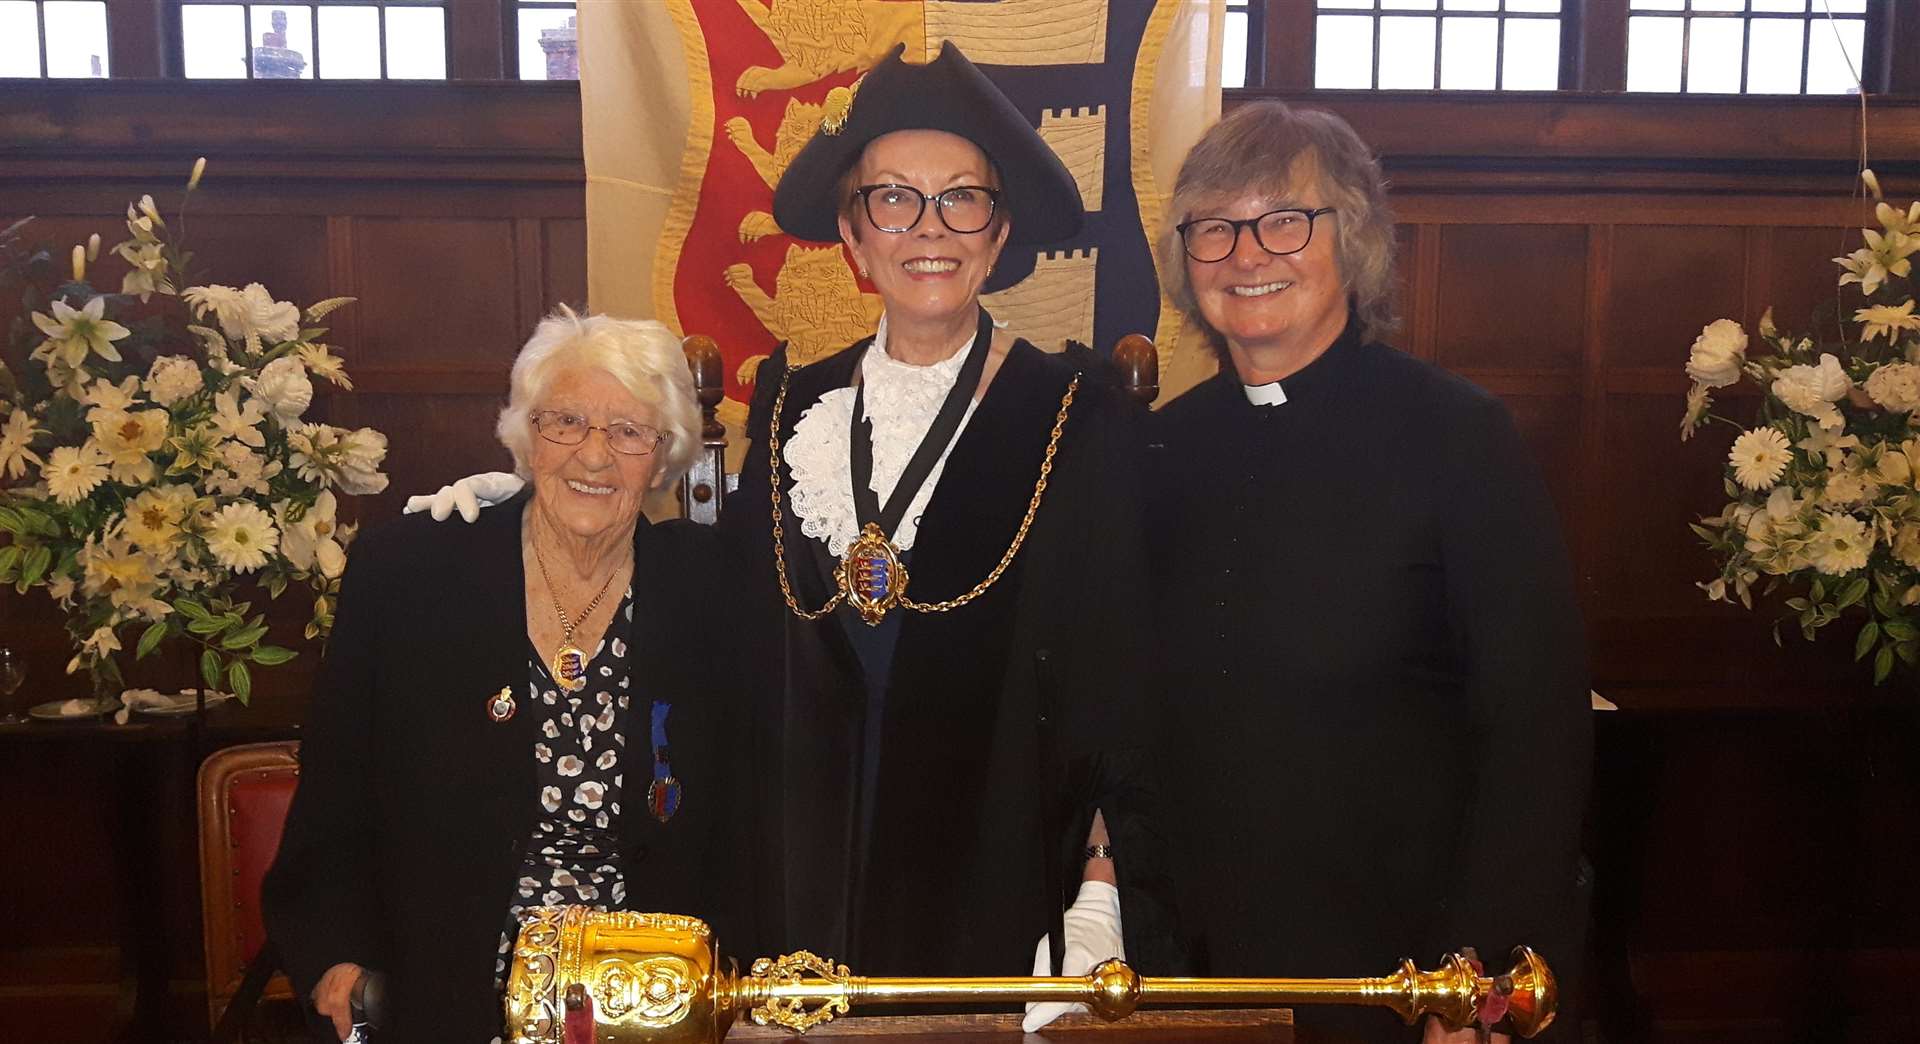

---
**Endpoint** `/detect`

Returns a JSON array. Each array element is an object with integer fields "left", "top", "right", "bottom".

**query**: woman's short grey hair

[
  {"left": 495, "top": 307, "right": 701, "bottom": 488},
  {"left": 1158, "top": 101, "right": 1399, "bottom": 355}
]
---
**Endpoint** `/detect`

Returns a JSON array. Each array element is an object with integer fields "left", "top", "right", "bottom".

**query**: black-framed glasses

[
  {"left": 530, "top": 410, "right": 667, "bottom": 456},
  {"left": 1176, "top": 207, "right": 1337, "bottom": 263},
  {"left": 854, "top": 183, "right": 1001, "bottom": 234}
]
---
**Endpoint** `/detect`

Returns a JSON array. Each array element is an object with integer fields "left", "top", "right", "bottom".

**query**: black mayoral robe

[
  {"left": 1146, "top": 322, "right": 1592, "bottom": 1039},
  {"left": 728, "top": 337, "right": 1181, "bottom": 980}
]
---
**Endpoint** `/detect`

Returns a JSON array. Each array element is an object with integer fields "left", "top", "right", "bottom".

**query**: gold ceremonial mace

[{"left": 504, "top": 908, "right": 1557, "bottom": 1043}]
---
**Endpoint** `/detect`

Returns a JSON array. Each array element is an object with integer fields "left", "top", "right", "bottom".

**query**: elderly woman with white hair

[
  {"left": 1147, "top": 102, "right": 1592, "bottom": 1043},
  {"left": 264, "top": 308, "right": 742, "bottom": 1043}
]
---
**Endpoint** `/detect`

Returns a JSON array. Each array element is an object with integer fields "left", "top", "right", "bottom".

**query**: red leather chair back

[{"left": 198, "top": 741, "right": 301, "bottom": 1027}]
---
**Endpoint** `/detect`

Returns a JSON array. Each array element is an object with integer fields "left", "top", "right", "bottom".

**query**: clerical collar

[
  {"left": 1233, "top": 317, "right": 1366, "bottom": 407},
  {"left": 1243, "top": 381, "right": 1288, "bottom": 407}
]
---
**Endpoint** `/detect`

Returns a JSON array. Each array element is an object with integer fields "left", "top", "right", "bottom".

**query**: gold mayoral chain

[
  {"left": 532, "top": 539, "right": 620, "bottom": 693},
  {"left": 766, "top": 362, "right": 1080, "bottom": 628}
]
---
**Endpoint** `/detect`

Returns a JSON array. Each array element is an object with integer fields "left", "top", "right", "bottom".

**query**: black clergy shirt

[{"left": 1146, "top": 322, "right": 1592, "bottom": 1040}]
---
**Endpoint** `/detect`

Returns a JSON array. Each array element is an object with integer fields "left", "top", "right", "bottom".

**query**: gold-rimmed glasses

[{"left": 530, "top": 411, "right": 667, "bottom": 456}]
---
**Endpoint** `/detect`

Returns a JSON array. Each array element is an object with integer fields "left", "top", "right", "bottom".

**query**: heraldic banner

[{"left": 579, "top": 0, "right": 1222, "bottom": 443}]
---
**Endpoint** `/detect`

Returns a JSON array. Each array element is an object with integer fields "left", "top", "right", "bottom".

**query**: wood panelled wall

[{"left": 5, "top": 82, "right": 1920, "bottom": 1040}]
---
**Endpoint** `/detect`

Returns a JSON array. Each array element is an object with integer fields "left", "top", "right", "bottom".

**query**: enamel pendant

[
  {"left": 551, "top": 645, "right": 589, "bottom": 692},
  {"left": 647, "top": 776, "right": 683, "bottom": 824},
  {"left": 840, "top": 522, "right": 908, "bottom": 626},
  {"left": 486, "top": 686, "right": 516, "bottom": 723},
  {"left": 648, "top": 702, "right": 681, "bottom": 823}
]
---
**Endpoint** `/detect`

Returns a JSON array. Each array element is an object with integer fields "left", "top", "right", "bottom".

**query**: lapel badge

[{"left": 486, "top": 685, "right": 516, "bottom": 723}]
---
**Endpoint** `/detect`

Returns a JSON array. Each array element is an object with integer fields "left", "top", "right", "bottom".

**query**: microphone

[{"left": 343, "top": 970, "right": 387, "bottom": 1042}]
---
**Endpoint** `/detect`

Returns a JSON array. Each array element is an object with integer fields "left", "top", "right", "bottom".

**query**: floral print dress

[{"left": 494, "top": 587, "right": 636, "bottom": 990}]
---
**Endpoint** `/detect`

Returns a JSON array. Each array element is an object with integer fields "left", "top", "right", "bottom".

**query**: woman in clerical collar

[{"left": 1148, "top": 102, "right": 1592, "bottom": 1044}]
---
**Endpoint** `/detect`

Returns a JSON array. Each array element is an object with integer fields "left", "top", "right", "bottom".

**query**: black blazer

[{"left": 262, "top": 493, "right": 744, "bottom": 1043}]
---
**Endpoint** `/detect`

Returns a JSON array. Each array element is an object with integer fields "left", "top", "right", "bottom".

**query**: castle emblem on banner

[{"left": 653, "top": 0, "right": 1187, "bottom": 431}]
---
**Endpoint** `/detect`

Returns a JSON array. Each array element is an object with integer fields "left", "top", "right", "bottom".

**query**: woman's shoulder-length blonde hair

[
  {"left": 495, "top": 307, "right": 701, "bottom": 488},
  {"left": 1157, "top": 101, "right": 1399, "bottom": 356}
]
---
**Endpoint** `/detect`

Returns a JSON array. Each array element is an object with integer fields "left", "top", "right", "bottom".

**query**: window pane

[
  {"left": 1625, "top": 16, "right": 1682, "bottom": 91},
  {"left": 1685, "top": 17, "right": 1744, "bottom": 93},
  {"left": 1826, "top": 0, "right": 1866, "bottom": 11},
  {"left": 250, "top": 4, "right": 311, "bottom": 79},
  {"left": 1318, "top": 0, "right": 1374, "bottom": 9},
  {"left": 1439, "top": 16, "right": 1495, "bottom": 90},
  {"left": 1443, "top": 0, "right": 1499, "bottom": 10},
  {"left": 384, "top": 4, "right": 445, "bottom": 79},
  {"left": 1314, "top": 14, "right": 1374, "bottom": 88},
  {"left": 1381, "top": 0, "right": 1438, "bottom": 9},
  {"left": 1744, "top": 17, "right": 1803, "bottom": 94},
  {"left": 183, "top": 4, "right": 248, "bottom": 79},
  {"left": 317, "top": 5, "right": 380, "bottom": 79},
  {"left": 517, "top": 6, "right": 577, "bottom": 81},
  {"left": 1502, "top": 16, "right": 1560, "bottom": 89},
  {"left": 1221, "top": 9, "right": 1247, "bottom": 89},
  {"left": 1751, "top": 0, "right": 1807, "bottom": 10},
  {"left": 1377, "top": 15, "right": 1437, "bottom": 89},
  {"left": 44, "top": 1, "right": 107, "bottom": 77},
  {"left": 0, "top": 1, "right": 39, "bottom": 76},
  {"left": 1805, "top": 18, "right": 1864, "bottom": 95},
  {"left": 1505, "top": 0, "right": 1561, "bottom": 11},
  {"left": 1629, "top": 0, "right": 1684, "bottom": 9},
  {"left": 1691, "top": 0, "right": 1745, "bottom": 11}
]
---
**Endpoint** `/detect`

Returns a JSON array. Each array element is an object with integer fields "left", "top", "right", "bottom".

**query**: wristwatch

[{"left": 1084, "top": 842, "right": 1115, "bottom": 861}]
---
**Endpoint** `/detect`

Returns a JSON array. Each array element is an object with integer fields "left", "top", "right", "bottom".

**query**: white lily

[{"left": 30, "top": 297, "right": 130, "bottom": 367}]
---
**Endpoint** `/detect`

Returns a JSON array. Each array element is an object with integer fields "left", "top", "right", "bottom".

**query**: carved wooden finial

[
  {"left": 681, "top": 335, "right": 725, "bottom": 439},
  {"left": 1111, "top": 333, "right": 1157, "bottom": 407}
]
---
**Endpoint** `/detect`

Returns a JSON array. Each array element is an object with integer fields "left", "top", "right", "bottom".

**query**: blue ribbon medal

[{"left": 646, "top": 702, "right": 682, "bottom": 824}]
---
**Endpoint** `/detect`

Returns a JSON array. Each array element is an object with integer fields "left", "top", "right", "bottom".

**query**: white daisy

[
  {"left": 202, "top": 502, "right": 279, "bottom": 573},
  {"left": 1729, "top": 427, "right": 1792, "bottom": 491},
  {"left": 1809, "top": 511, "right": 1873, "bottom": 576},
  {"left": 43, "top": 443, "right": 110, "bottom": 505}
]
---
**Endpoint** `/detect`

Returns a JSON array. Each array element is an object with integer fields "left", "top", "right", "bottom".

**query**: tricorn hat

[{"left": 772, "top": 41, "right": 1084, "bottom": 255}]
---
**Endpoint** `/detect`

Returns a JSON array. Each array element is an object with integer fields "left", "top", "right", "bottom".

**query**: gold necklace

[
  {"left": 766, "top": 363, "right": 1079, "bottom": 626},
  {"left": 531, "top": 537, "right": 622, "bottom": 692}
]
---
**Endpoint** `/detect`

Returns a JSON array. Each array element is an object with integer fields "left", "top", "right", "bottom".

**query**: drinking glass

[{"left": 0, "top": 647, "right": 25, "bottom": 724}]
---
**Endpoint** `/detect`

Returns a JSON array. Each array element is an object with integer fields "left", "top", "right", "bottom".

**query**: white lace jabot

[{"left": 785, "top": 314, "right": 981, "bottom": 557}]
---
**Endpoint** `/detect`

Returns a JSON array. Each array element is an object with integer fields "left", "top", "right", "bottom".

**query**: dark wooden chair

[{"left": 198, "top": 740, "right": 302, "bottom": 1041}]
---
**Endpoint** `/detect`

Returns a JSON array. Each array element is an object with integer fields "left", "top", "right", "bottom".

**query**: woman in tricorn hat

[{"left": 730, "top": 43, "right": 1178, "bottom": 1016}]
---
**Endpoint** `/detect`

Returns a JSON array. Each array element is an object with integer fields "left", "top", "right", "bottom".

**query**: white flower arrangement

[
  {"left": 0, "top": 161, "right": 389, "bottom": 702},
  {"left": 1683, "top": 170, "right": 1920, "bottom": 683}
]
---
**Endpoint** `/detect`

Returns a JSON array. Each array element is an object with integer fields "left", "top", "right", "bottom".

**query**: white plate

[
  {"left": 27, "top": 698, "right": 116, "bottom": 721},
  {"left": 135, "top": 692, "right": 236, "bottom": 717}
]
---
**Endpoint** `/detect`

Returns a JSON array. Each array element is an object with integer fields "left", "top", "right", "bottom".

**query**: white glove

[
  {"left": 402, "top": 471, "right": 524, "bottom": 523},
  {"left": 1021, "top": 879, "right": 1124, "bottom": 1033}
]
